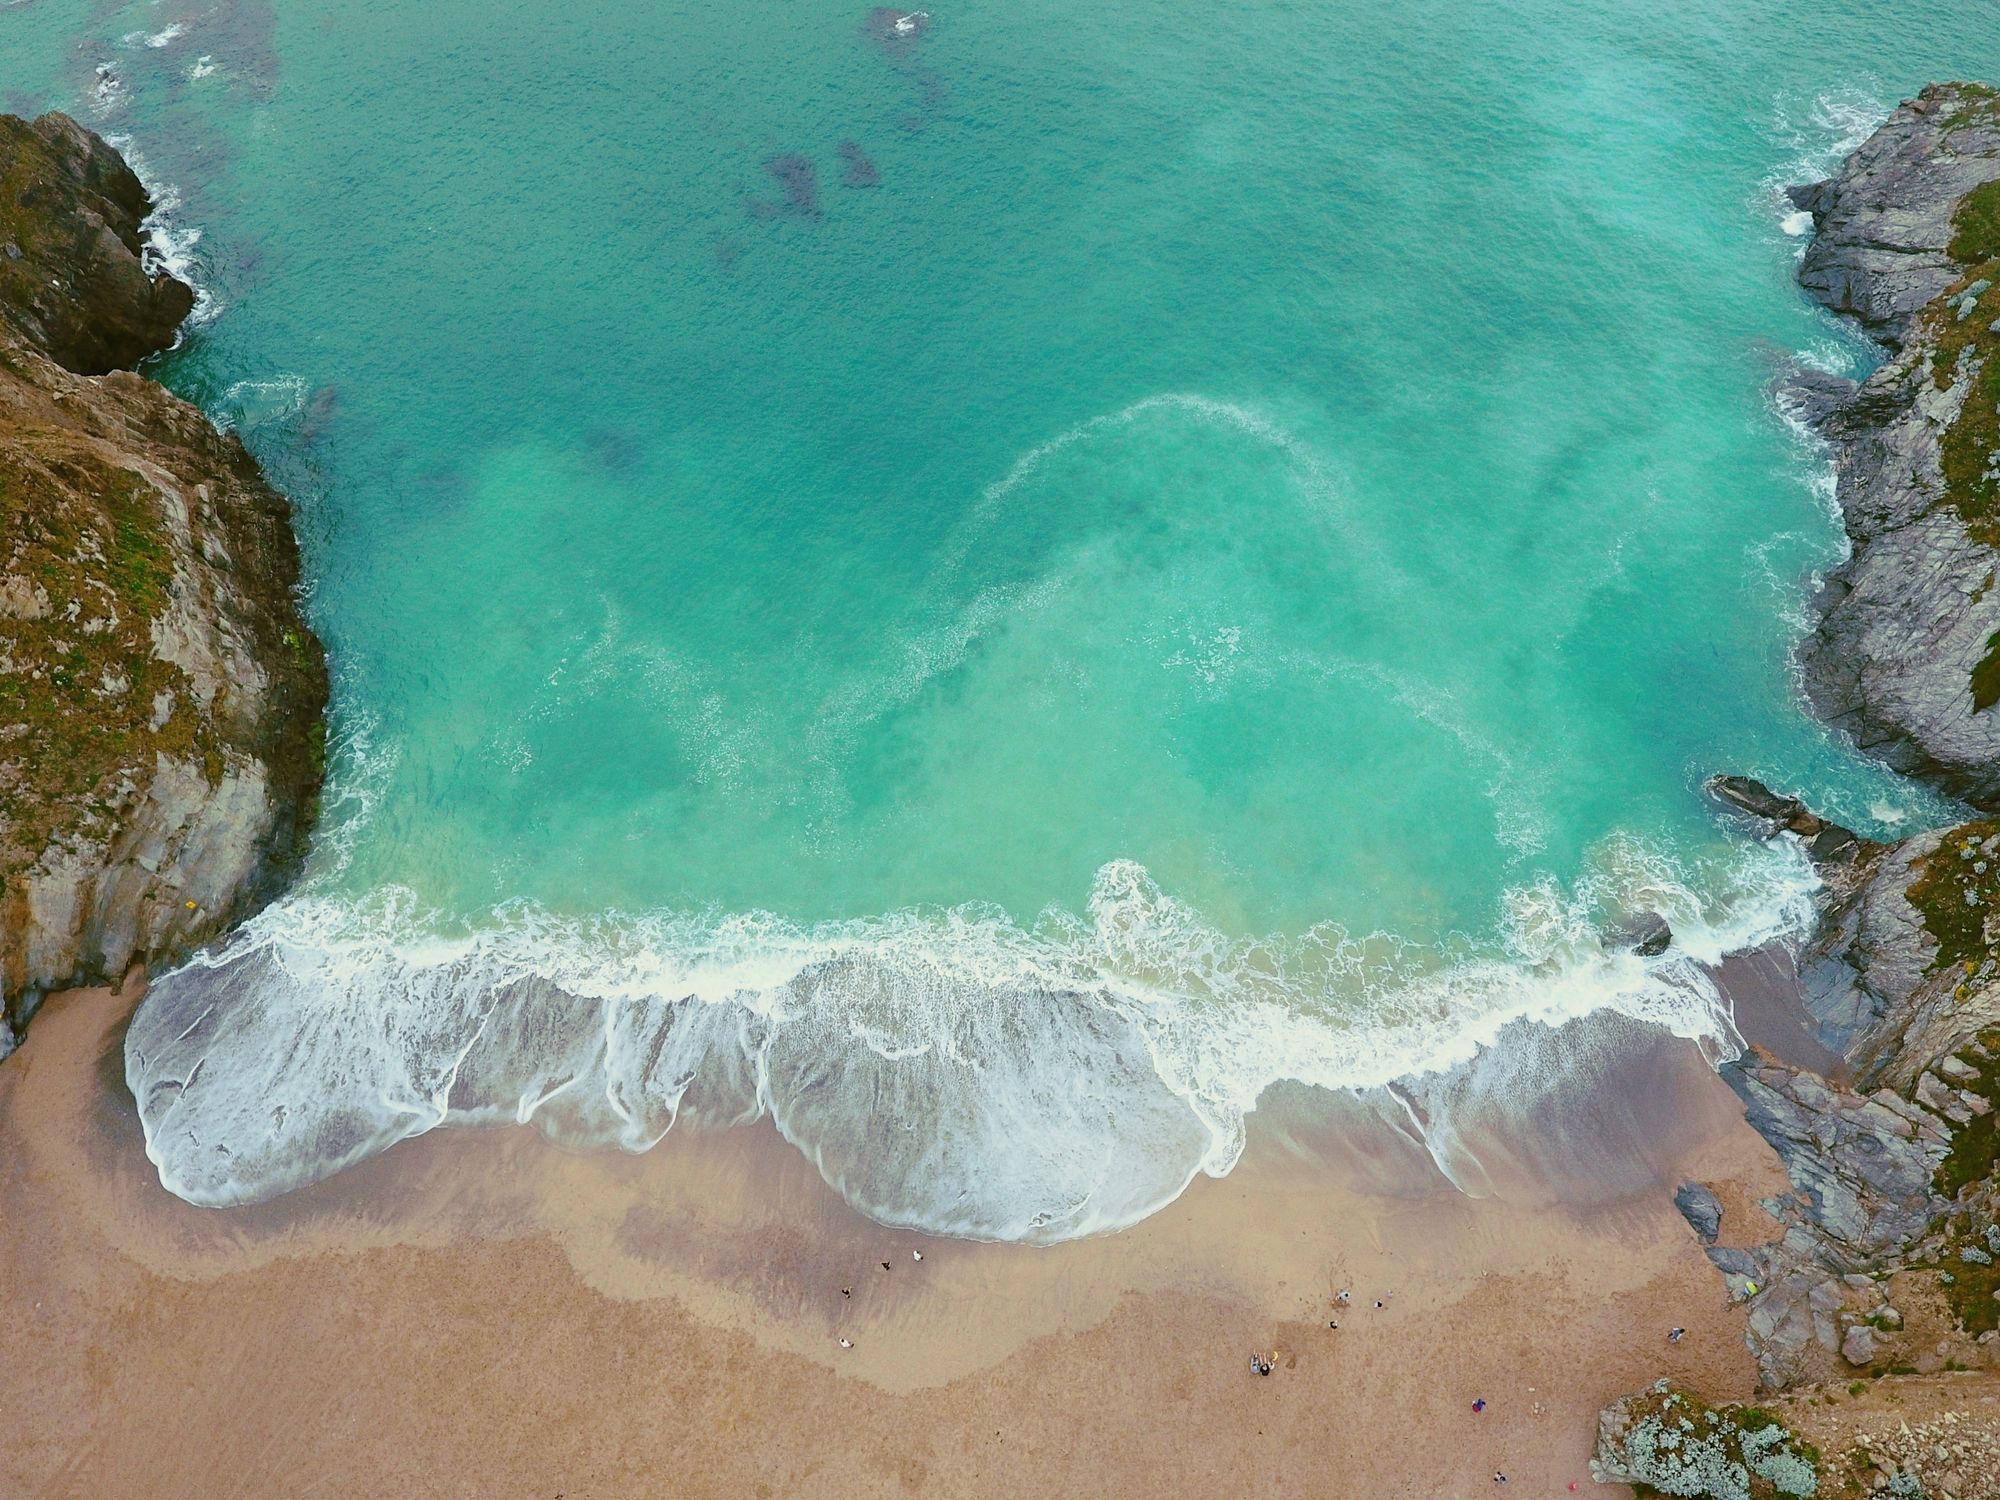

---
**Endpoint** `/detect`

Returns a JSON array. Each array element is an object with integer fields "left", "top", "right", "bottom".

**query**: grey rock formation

[
  {"left": 0, "top": 115, "right": 326, "bottom": 1051},
  {"left": 1841, "top": 1321, "right": 1877, "bottom": 1366},
  {"left": 1613, "top": 910, "right": 1674, "bottom": 957},
  {"left": 1662, "top": 85, "right": 2000, "bottom": 1391},
  {"left": 1791, "top": 86, "right": 2000, "bottom": 340},
  {"left": 1675, "top": 1181, "right": 1724, "bottom": 1243},
  {"left": 1705, "top": 774, "right": 1866, "bottom": 864},
  {"left": 1787, "top": 85, "right": 2000, "bottom": 810},
  {"left": 1730, "top": 1053, "right": 1950, "bottom": 1262}
]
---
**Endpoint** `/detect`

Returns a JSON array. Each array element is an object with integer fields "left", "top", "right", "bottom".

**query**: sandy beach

[{"left": 0, "top": 975, "right": 1797, "bottom": 1498}]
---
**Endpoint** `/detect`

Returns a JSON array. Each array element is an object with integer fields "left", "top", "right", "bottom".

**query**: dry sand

[{"left": 0, "top": 976, "right": 1799, "bottom": 1498}]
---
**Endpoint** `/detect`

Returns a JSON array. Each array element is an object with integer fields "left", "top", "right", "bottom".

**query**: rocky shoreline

[
  {"left": 0, "top": 114, "right": 326, "bottom": 1054},
  {"left": 1596, "top": 81, "right": 2000, "bottom": 1498}
]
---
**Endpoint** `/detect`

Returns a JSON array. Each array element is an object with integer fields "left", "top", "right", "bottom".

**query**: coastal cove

[
  {"left": 10, "top": 2, "right": 2000, "bottom": 1495},
  {"left": 12, "top": 0, "right": 1987, "bottom": 1245}
]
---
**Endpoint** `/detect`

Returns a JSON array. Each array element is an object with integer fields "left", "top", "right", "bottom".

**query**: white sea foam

[
  {"left": 1762, "top": 85, "right": 1889, "bottom": 245},
  {"left": 123, "top": 380, "right": 1834, "bottom": 1237},
  {"left": 105, "top": 138, "right": 221, "bottom": 329},
  {"left": 967, "top": 392, "right": 1368, "bottom": 569},
  {"left": 126, "top": 830, "right": 1819, "bottom": 1240},
  {"left": 90, "top": 62, "right": 126, "bottom": 119},
  {"left": 218, "top": 375, "right": 308, "bottom": 431},
  {"left": 1768, "top": 84, "right": 1888, "bottom": 197}
]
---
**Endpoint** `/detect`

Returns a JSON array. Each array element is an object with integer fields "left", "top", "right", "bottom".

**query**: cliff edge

[
  {"left": 1791, "top": 83, "right": 2000, "bottom": 809},
  {"left": 0, "top": 114, "right": 327, "bottom": 1054},
  {"left": 1580, "top": 86, "right": 2000, "bottom": 1415}
]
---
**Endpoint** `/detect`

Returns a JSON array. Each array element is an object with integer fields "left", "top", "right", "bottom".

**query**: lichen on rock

[{"left": 1593, "top": 1381, "right": 1820, "bottom": 1499}]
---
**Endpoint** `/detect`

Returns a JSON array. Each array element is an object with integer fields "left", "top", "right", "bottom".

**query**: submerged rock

[
  {"left": 838, "top": 140, "right": 880, "bottom": 188},
  {"left": 762, "top": 153, "right": 821, "bottom": 218},
  {"left": 0, "top": 113, "right": 326, "bottom": 1046},
  {"left": 1612, "top": 910, "right": 1673, "bottom": 957}
]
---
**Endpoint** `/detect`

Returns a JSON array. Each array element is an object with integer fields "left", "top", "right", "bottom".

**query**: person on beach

[
  {"left": 1668, "top": 1327, "right": 1685, "bottom": 1343},
  {"left": 1472, "top": 1399, "right": 1486, "bottom": 1413},
  {"left": 1336, "top": 1289, "right": 1350, "bottom": 1305}
]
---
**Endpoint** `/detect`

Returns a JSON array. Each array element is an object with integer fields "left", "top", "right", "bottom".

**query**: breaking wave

[
  {"left": 127, "top": 836, "right": 1819, "bottom": 1242},
  {"left": 124, "top": 382, "right": 1835, "bottom": 1240}
]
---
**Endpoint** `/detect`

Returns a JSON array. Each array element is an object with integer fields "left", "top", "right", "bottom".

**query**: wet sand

[{"left": 0, "top": 976, "right": 1794, "bottom": 1498}]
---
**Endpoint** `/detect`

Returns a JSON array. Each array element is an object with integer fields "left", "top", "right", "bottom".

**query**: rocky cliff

[
  {"left": 0, "top": 113, "right": 326, "bottom": 1054},
  {"left": 1791, "top": 83, "right": 2000, "bottom": 809},
  {"left": 1599, "top": 85, "right": 2000, "bottom": 1398}
]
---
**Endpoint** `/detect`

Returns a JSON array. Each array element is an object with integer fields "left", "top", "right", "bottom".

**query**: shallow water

[{"left": 5, "top": 0, "right": 1997, "bottom": 1237}]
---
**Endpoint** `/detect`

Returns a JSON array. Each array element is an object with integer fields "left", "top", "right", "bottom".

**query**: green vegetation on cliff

[
  {"left": 1941, "top": 174, "right": 2000, "bottom": 731},
  {"left": 0, "top": 423, "right": 218, "bottom": 882},
  {"left": 0, "top": 111, "right": 326, "bottom": 1025},
  {"left": 1604, "top": 1382, "right": 1820, "bottom": 1500},
  {"left": 1905, "top": 821, "right": 2000, "bottom": 971}
]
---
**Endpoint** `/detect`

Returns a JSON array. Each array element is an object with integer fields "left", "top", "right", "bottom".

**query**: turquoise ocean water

[{"left": 6, "top": 0, "right": 1999, "bottom": 1237}]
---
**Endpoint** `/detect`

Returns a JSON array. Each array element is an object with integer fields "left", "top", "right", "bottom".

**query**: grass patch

[
  {"left": 1952, "top": 179, "right": 2000, "bottom": 266},
  {"left": 1926, "top": 261, "right": 2000, "bottom": 547},
  {"left": 1942, "top": 84, "right": 2000, "bottom": 136},
  {"left": 1903, "top": 823, "right": 2000, "bottom": 971},
  {"left": 1931, "top": 172, "right": 2000, "bottom": 552},
  {"left": 0, "top": 433, "right": 219, "bottom": 881},
  {"left": 1935, "top": 1032, "right": 2000, "bottom": 1199},
  {"left": 1975, "top": 629, "right": 2000, "bottom": 712}
]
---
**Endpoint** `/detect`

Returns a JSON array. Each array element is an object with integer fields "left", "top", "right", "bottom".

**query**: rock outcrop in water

[
  {"left": 1610, "top": 84, "right": 2000, "bottom": 1395},
  {"left": 0, "top": 113, "right": 327, "bottom": 1055}
]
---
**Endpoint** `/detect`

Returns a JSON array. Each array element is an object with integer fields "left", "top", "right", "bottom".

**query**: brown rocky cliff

[
  {"left": 0, "top": 113, "right": 194, "bottom": 374},
  {"left": 0, "top": 113, "right": 326, "bottom": 1052}
]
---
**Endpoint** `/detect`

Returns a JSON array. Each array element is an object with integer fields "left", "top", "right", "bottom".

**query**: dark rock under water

[
  {"left": 839, "top": 141, "right": 880, "bottom": 188},
  {"left": 761, "top": 152, "right": 821, "bottom": 218}
]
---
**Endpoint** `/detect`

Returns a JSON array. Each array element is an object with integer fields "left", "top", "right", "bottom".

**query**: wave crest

[{"left": 126, "top": 840, "right": 1818, "bottom": 1241}]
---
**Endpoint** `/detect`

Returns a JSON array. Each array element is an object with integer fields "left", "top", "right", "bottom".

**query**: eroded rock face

[
  {"left": 0, "top": 112, "right": 195, "bottom": 374},
  {"left": 1792, "top": 85, "right": 2000, "bottom": 340},
  {"left": 1786, "top": 84, "right": 2000, "bottom": 810},
  {"left": 1694, "top": 790, "right": 2000, "bottom": 1384},
  {"left": 0, "top": 114, "right": 326, "bottom": 1052}
]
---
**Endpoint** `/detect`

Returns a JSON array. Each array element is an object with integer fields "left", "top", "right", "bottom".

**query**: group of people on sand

[
  {"left": 831, "top": 1249, "right": 928, "bottom": 1349},
  {"left": 1253, "top": 1286, "right": 1403, "bottom": 1372}
]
